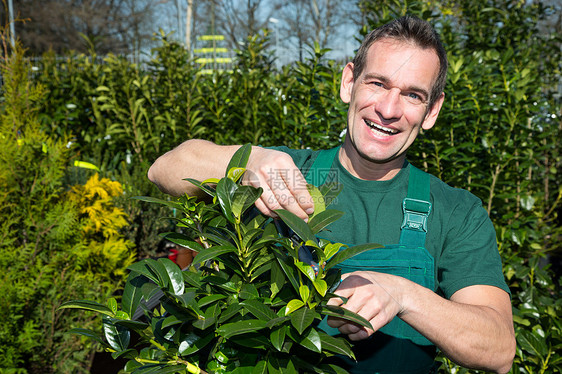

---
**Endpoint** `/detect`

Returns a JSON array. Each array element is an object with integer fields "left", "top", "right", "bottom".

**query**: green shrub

[
  {"left": 61, "top": 145, "right": 381, "bottom": 373},
  {"left": 0, "top": 35, "right": 134, "bottom": 373}
]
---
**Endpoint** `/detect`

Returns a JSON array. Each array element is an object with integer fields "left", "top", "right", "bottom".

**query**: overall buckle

[{"left": 401, "top": 198, "right": 432, "bottom": 232}]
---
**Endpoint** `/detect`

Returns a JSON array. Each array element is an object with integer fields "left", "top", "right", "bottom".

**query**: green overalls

[{"left": 306, "top": 147, "right": 438, "bottom": 373}]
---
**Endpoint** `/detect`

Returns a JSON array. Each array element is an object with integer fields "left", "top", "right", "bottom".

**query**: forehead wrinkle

[{"left": 362, "top": 46, "right": 433, "bottom": 100}]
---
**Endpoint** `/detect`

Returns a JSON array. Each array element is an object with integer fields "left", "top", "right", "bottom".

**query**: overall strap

[
  {"left": 305, "top": 146, "right": 340, "bottom": 186},
  {"left": 399, "top": 165, "right": 432, "bottom": 247}
]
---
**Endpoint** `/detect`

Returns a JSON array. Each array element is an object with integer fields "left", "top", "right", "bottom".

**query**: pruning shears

[{"left": 274, "top": 219, "right": 320, "bottom": 275}]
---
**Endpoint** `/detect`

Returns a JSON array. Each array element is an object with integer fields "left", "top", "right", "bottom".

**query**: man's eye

[
  {"left": 407, "top": 92, "right": 421, "bottom": 100},
  {"left": 372, "top": 82, "right": 384, "bottom": 88}
]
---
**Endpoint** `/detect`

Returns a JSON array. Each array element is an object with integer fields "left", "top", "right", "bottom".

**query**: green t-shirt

[{"left": 271, "top": 146, "right": 509, "bottom": 299}]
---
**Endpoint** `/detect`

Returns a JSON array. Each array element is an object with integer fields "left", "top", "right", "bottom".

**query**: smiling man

[{"left": 148, "top": 16, "right": 515, "bottom": 373}]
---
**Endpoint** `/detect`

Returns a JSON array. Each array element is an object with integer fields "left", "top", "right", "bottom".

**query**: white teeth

[{"left": 365, "top": 119, "right": 398, "bottom": 135}]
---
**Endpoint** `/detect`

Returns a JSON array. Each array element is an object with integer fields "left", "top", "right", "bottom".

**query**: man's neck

[{"left": 339, "top": 142, "right": 406, "bottom": 181}]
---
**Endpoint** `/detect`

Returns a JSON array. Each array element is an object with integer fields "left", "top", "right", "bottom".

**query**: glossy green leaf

[
  {"left": 275, "top": 209, "right": 317, "bottom": 244},
  {"left": 290, "top": 307, "right": 315, "bottom": 335},
  {"left": 299, "top": 284, "right": 310, "bottom": 302},
  {"left": 216, "top": 177, "right": 237, "bottom": 222},
  {"left": 160, "top": 232, "right": 204, "bottom": 252},
  {"left": 227, "top": 167, "right": 246, "bottom": 182},
  {"left": 230, "top": 332, "right": 269, "bottom": 350},
  {"left": 294, "top": 327, "right": 321, "bottom": 353},
  {"left": 296, "top": 261, "right": 317, "bottom": 282},
  {"left": 241, "top": 299, "right": 277, "bottom": 321},
  {"left": 239, "top": 283, "right": 259, "bottom": 300},
  {"left": 518, "top": 330, "right": 547, "bottom": 359},
  {"left": 231, "top": 185, "right": 262, "bottom": 218},
  {"left": 145, "top": 258, "right": 171, "bottom": 290},
  {"left": 159, "top": 258, "right": 184, "bottom": 295},
  {"left": 270, "top": 325, "right": 287, "bottom": 352},
  {"left": 323, "top": 243, "right": 345, "bottom": 262},
  {"left": 324, "top": 243, "right": 383, "bottom": 271},
  {"left": 178, "top": 332, "right": 214, "bottom": 355},
  {"left": 226, "top": 143, "right": 252, "bottom": 174},
  {"left": 197, "top": 294, "right": 226, "bottom": 308},
  {"left": 103, "top": 317, "right": 130, "bottom": 351},
  {"left": 183, "top": 177, "right": 216, "bottom": 196},
  {"left": 127, "top": 260, "right": 160, "bottom": 285},
  {"left": 274, "top": 251, "right": 300, "bottom": 293},
  {"left": 58, "top": 300, "right": 115, "bottom": 317},
  {"left": 307, "top": 184, "right": 326, "bottom": 218},
  {"left": 107, "top": 298, "right": 118, "bottom": 314},
  {"left": 122, "top": 274, "right": 149, "bottom": 318},
  {"left": 192, "top": 245, "right": 237, "bottom": 265},
  {"left": 308, "top": 209, "right": 344, "bottom": 235},
  {"left": 114, "top": 319, "right": 149, "bottom": 331},
  {"left": 312, "top": 279, "right": 328, "bottom": 297},
  {"left": 218, "top": 302, "right": 242, "bottom": 324},
  {"left": 216, "top": 319, "right": 268, "bottom": 339},
  {"left": 320, "top": 305, "right": 373, "bottom": 330},
  {"left": 285, "top": 299, "right": 305, "bottom": 315},
  {"left": 270, "top": 260, "right": 284, "bottom": 299},
  {"left": 319, "top": 332, "right": 355, "bottom": 359}
]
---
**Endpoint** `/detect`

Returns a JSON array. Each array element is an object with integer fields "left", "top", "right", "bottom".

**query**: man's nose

[{"left": 375, "top": 88, "right": 403, "bottom": 120}]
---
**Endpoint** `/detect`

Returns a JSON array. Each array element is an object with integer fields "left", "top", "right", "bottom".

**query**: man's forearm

[
  {"left": 148, "top": 139, "right": 240, "bottom": 196},
  {"left": 400, "top": 283, "right": 515, "bottom": 373}
]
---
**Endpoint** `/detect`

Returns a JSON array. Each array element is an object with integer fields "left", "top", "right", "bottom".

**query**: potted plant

[{"left": 60, "top": 144, "right": 381, "bottom": 373}]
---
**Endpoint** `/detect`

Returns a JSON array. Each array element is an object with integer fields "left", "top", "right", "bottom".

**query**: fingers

[
  {"left": 325, "top": 272, "right": 403, "bottom": 341},
  {"left": 244, "top": 149, "right": 314, "bottom": 220}
]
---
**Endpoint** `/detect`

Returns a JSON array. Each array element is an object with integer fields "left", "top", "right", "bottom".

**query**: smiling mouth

[{"left": 365, "top": 119, "right": 398, "bottom": 136}]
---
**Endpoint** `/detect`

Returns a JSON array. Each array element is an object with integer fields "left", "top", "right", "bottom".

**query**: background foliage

[{"left": 0, "top": 0, "right": 560, "bottom": 372}]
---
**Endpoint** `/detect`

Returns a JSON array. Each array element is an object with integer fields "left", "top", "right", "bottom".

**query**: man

[{"left": 148, "top": 16, "right": 515, "bottom": 373}]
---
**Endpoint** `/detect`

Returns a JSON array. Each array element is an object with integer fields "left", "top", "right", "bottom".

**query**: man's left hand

[{"left": 326, "top": 271, "right": 406, "bottom": 341}]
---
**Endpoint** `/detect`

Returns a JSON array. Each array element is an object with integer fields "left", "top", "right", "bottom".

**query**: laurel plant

[{"left": 60, "top": 144, "right": 382, "bottom": 374}]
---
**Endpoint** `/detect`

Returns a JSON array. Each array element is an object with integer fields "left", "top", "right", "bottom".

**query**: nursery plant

[{"left": 60, "top": 144, "right": 383, "bottom": 373}]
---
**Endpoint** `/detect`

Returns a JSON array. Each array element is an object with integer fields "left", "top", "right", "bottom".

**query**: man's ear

[
  {"left": 340, "top": 62, "right": 355, "bottom": 104},
  {"left": 421, "top": 92, "right": 445, "bottom": 131}
]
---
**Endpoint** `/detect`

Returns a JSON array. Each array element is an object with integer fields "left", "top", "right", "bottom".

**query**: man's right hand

[
  {"left": 244, "top": 147, "right": 314, "bottom": 221},
  {"left": 148, "top": 140, "right": 314, "bottom": 221}
]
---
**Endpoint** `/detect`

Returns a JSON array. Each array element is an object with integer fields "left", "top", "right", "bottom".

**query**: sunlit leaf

[
  {"left": 275, "top": 209, "right": 317, "bottom": 244},
  {"left": 103, "top": 317, "right": 130, "bottom": 351},
  {"left": 122, "top": 274, "right": 149, "bottom": 318},
  {"left": 320, "top": 305, "right": 373, "bottom": 330},
  {"left": 226, "top": 143, "right": 252, "bottom": 173},
  {"left": 318, "top": 332, "right": 355, "bottom": 359},
  {"left": 295, "top": 261, "right": 316, "bottom": 282},
  {"left": 324, "top": 243, "right": 383, "bottom": 270},
  {"left": 159, "top": 258, "right": 184, "bottom": 295},
  {"left": 312, "top": 279, "right": 328, "bottom": 297},
  {"left": 285, "top": 299, "right": 305, "bottom": 315},
  {"left": 58, "top": 300, "right": 115, "bottom": 317},
  {"left": 299, "top": 284, "right": 310, "bottom": 302}
]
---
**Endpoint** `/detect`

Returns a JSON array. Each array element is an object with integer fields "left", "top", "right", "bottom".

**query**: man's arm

[
  {"left": 327, "top": 273, "right": 515, "bottom": 373},
  {"left": 148, "top": 139, "right": 314, "bottom": 220}
]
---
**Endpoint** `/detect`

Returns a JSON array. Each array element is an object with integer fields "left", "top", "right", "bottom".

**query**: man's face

[{"left": 340, "top": 38, "right": 444, "bottom": 168}]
